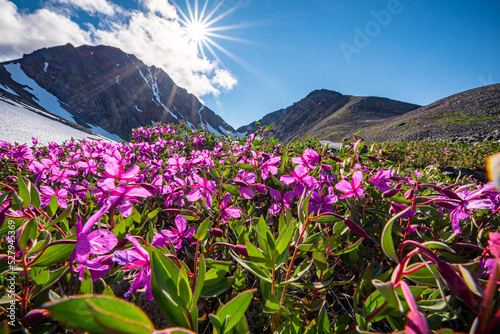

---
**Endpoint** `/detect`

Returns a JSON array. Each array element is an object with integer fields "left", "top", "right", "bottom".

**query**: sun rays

[{"left": 175, "top": 0, "right": 252, "bottom": 66}]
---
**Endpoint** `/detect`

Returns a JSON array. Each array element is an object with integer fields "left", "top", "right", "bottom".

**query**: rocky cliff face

[
  {"left": 237, "top": 89, "right": 420, "bottom": 142},
  {"left": 0, "top": 44, "right": 235, "bottom": 140}
]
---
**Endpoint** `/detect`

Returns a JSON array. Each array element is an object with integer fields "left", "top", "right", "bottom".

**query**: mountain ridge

[
  {"left": 237, "top": 89, "right": 421, "bottom": 142},
  {"left": 0, "top": 43, "right": 236, "bottom": 141}
]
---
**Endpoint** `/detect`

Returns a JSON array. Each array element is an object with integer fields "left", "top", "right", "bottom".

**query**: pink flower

[
  {"left": 112, "top": 235, "right": 153, "bottom": 300},
  {"left": 219, "top": 194, "right": 242, "bottom": 223},
  {"left": 40, "top": 186, "right": 70, "bottom": 209},
  {"left": 369, "top": 169, "right": 394, "bottom": 192},
  {"left": 269, "top": 189, "right": 295, "bottom": 215},
  {"left": 280, "top": 164, "right": 318, "bottom": 197},
  {"left": 154, "top": 215, "right": 195, "bottom": 250},
  {"left": 186, "top": 174, "right": 216, "bottom": 209},
  {"left": 335, "top": 171, "right": 365, "bottom": 199}
]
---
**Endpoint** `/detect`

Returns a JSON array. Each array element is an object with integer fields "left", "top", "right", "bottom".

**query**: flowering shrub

[{"left": 1, "top": 124, "right": 500, "bottom": 333}]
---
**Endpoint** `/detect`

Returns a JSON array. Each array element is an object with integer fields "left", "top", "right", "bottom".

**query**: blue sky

[{"left": 2, "top": 0, "right": 500, "bottom": 129}]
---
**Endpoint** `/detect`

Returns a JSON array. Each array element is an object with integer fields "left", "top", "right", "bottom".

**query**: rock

[{"left": 435, "top": 165, "right": 488, "bottom": 183}]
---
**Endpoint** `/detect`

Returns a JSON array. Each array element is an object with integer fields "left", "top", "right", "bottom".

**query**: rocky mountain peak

[{"left": 0, "top": 44, "right": 235, "bottom": 140}]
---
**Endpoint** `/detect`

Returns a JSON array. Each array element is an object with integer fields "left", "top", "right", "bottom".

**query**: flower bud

[
  {"left": 21, "top": 309, "right": 49, "bottom": 327},
  {"left": 209, "top": 228, "right": 223, "bottom": 238},
  {"left": 404, "top": 187, "right": 414, "bottom": 200},
  {"left": 382, "top": 188, "right": 401, "bottom": 198},
  {"left": 5, "top": 176, "right": 17, "bottom": 184},
  {"left": 234, "top": 245, "right": 248, "bottom": 257}
]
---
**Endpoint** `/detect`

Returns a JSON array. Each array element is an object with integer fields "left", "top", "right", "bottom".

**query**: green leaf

[
  {"left": 418, "top": 205, "right": 443, "bottom": 219},
  {"left": 291, "top": 275, "right": 351, "bottom": 290},
  {"left": 27, "top": 230, "right": 51, "bottom": 255},
  {"left": 47, "top": 194, "right": 59, "bottom": 217},
  {"left": 0, "top": 320, "right": 9, "bottom": 334},
  {"left": 205, "top": 259, "right": 232, "bottom": 270},
  {"left": 30, "top": 265, "right": 69, "bottom": 298},
  {"left": 381, "top": 207, "right": 412, "bottom": 262},
  {"left": 102, "top": 285, "right": 116, "bottom": 297},
  {"left": 330, "top": 238, "right": 364, "bottom": 256},
  {"left": 215, "top": 289, "right": 256, "bottom": 334},
  {"left": 317, "top": 301, "right": 332, "bottom": 334},
  {"left": 148, "top": 247, "right": 192, "bottom": 330},
  {"left": 257, "top": 216, "right": 275, "bottom": 257},
  {"left": 222, "top": 184, "right": 240, "bottom": 197},
  {"left": 200, "top": 277, "right": 234, "bottom": 298},
  {"left": 32, "top": 269, "right": 50, "bottom": 285},
  {"left": 46, "top": 203, "right": 73, "bottom": 229},
  {"left": 275, "top": 221, "right": 294, "bottom": 257},
  {"left": 298, "top": 235, "right": 336, "bottom": 252},
  {"left": 372, "top": 280, "right": 403, "bottom": 312},
  {"left": 422, "top": 241, "right": 456, "bottom": 254},
  {"left": 30, "top": 237, "right": 76, "bottom": 267},
  {"left": 263, "top": 295, "right": 281, "bottom": 314},
  {"left": 459, "top": 264, "right": 484, "bottom": 297},
  {"left": 30, "top": 183, "right": 41, "bottom": 209},
  {"left": 17, "top": 174, "right": 30, "bottom": 209},
  {"left": 230, "top": 250, "right": 272, "bottom": 283},
  {"left": 146, "top": 208, "right": 161, "bottom": 220},
  {"left": 404, "top": 263, "right": 441, "bottom": 287},
  {"left": 245, "top": 240, "right": 274, "bottom": 269},
  {"left": 238, "top": 163, "right": 254, "bottom": 171},
  {"left": 44, "top": 295, "right": 153, "bottom": 334},
  {"left": 79, "top": 267, "right": 93, "bottom": 295},
  {"left": 209, "top": 166, "right": 221, "bottom": 178},
  {"left": 191, "top": 256, "right": 205, "bottom": 312},
  {"left": 19, "top": 218, "right": 37, "bottom": 250},
  {"left": 196, "top": 218, "right": 211, "bottom": 241},
  {"left": 11, "top": 192, "right": 23, "bottom": 211},
  {"left": 86, "top": 298, "right": 152, "bottom": 334}
]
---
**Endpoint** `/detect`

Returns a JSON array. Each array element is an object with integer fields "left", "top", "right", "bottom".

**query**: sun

[
  {"left": 175, "top": 0, "right": 252, "bottom": 64},
  {"left": 185, "top": 20, "right": 209, "bottom": 43}
]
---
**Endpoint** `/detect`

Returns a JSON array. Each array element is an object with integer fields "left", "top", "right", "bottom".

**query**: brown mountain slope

[
  {"left": 237, "top": 89, "right": 420, "bottom": 142},
  {"left": 361, "top": 84, "right": 500, "bottom": 142}
]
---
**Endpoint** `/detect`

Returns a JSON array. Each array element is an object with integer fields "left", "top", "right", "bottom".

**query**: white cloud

[
  {"left": 0, "top": 0, "right": 237, "bottom": 97},
  {"left": 138, "top": 0, "right": 177, "bottom": 19},
  {"left": 212, "top": 68, "right": 238, "bottom": 92},
  {"left": 54, "top": 0, "right": 117, "bottom": 16},
  {"left": 54, "top": 0, "right": 118, "bottom": 16},
  {"left": 0, "top": 0, "right": 91, "bottom": 60}
]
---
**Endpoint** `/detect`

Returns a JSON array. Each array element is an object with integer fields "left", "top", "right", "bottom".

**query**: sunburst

[{"left": 175, "top": 0, "right": 252, "bottom": 64}]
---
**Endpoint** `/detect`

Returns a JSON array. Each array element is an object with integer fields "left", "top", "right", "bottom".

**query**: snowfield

[{"left": 0, "top": 97, "right": 112, "bottom": 145}]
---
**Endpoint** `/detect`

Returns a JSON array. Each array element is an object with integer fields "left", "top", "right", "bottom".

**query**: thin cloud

[
  {"left": 0, "top": 0, "right": 237, "bottom": 97},
  {"left": 54, "top": 0, "right": 118, "bottom": 16}
]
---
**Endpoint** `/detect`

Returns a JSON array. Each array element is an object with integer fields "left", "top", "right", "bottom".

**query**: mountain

[
  {"left": 237, "top": 89, "right": 421, "bottom": 142},
  {"left": 0, "top": 44, "right": 236, "bottom": 141},
  {"left": 361, "top": 84, "right": 500, "bottom": 142}
]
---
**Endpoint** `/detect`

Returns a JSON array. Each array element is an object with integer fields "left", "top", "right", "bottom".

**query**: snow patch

[
  {"left": 43, "top": 62, "right": 48, "bottom": 72},
  {"left": 116, "top": 64, "right": 120, "bottom": 66},
  {"left": 0, "top": 97, "right": 111, "bottom": 145},
  {"left": 151, "top": 120, "right": 157, "bottom": 127},
  {"left": 235, "top": 131, "right": 247, "bottom": 138},
  {"left": 135, "top": 105, "right": 143, "bottom": 113},
  {"left": 4, "top": 63, "right": 75, "bottom": 122},
  {"left": 87, "top": 124, "right": 121, "bottom": 142},
  {"left": 116, "top": 75, "right": 119, "bottom": 85},
  {"left": 0, "top": 83, "right": 19, "bottom": 96},
  {"left": 204, "top": 122, "right": 224, "bottom": 136}
]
